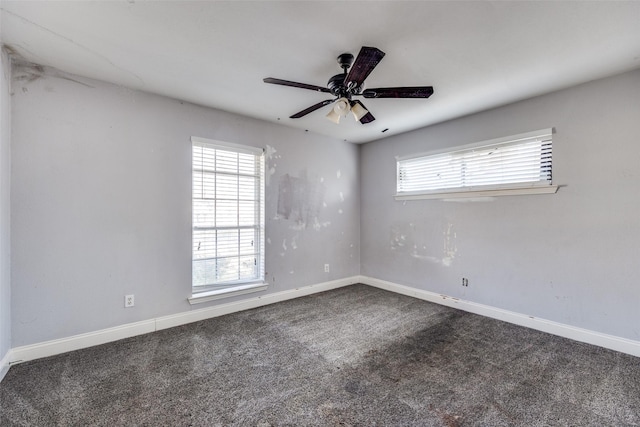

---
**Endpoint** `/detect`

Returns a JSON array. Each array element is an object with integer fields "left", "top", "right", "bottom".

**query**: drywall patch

[
  {"left": 442, "top": 222, "right": 458, "bottom": 266},
  {"left": 265, "top": 145, "right": 278, "bottom": 160},
  {"left": 312, "top": 218, "right": 331, "bottom": 231},
  {"left": 410, "top": 245, "right": 442, "bottom": 264},
  {"left": 265, "top": 145, "right": 280, "bottom": 186},
  {"left": 390, "top": 224, "right": 410, "bottom": 252},
  {"left": 391, "top": 221, "right": 458, "bottom": 266},
  {"left": 277, "top": 170, "right": 326, "bottom": 230}
]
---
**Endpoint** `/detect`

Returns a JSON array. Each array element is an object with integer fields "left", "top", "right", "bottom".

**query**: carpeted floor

[{"left": 1, "top": 284, "right": 639, "bottom": 426}]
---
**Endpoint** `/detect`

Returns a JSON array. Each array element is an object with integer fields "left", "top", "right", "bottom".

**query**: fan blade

[
  {"left": 362, "top": 86, "right": 434, "bottom": 99},
  {"left": 344, "top": 46, "right": 385, "bottom": 89},
  {"left": 290, "top": 99, "right": 335, "bottom": 119},
  {"left": 264, "top": 77, "right": 331, "bottom": 93},
  {"left": 352, "top": 100, "right": 375, "bottom": 124}
]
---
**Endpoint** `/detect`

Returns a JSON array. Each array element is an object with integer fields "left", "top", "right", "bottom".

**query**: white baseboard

[
  {"left": 0, "top": 349, "right": 12, "bottom": 382},
  {"left": 5, "top": 274, "right": 638, "bottom": 379},
  {"left": 7, "top": 276, "right": 359, "bottom": 368},
  {"left": 10, "top": 320, "right": 156, "bottom": 366},
  {"left": 358, "top": 275, "right": 640, "bottom": 358}
]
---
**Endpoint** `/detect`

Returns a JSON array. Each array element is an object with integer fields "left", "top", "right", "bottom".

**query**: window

[
  {"left": 396, "top": 129, "right": 557, "bottom": 200},
  {"left": 191, "top": 137, "right": 265, "bottom": 302}
]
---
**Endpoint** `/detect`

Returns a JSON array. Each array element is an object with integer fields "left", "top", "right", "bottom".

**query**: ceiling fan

[{"left": 263, "top": 46, "right": 434, "bottom": 124}]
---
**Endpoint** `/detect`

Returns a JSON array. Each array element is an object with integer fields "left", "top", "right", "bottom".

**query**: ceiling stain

[{"left": 11, "top": 59, "right": 95, "bottom": 89}]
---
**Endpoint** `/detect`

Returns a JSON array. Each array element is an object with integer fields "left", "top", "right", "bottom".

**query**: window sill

[
  {"left": 188, "top": 282, "right": 269, "bottom": 305},
  {"left": 395, "top": 185, "right": 559, "bottom": 201}
]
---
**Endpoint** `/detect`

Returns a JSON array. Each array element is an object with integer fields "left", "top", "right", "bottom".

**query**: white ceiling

[{"left": 1, "top": 1, "right": 640, "bottom": 144}]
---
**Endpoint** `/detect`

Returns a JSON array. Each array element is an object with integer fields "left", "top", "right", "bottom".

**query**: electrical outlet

[
  {"left": 324, "top": 264, "right": 330, "bottom": 273},
  {"left": 125, "top": 294, "right": 135, "bottom": 307},
  {"left": 462, "top": 278, "right": 469, "bottom": 287}
]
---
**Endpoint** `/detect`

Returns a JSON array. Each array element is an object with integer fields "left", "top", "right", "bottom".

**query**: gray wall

[
  {"left": 360, "top": 69, "right": 640, "bottom": 341},
  {"left": 10, "top": 63, "right": 359, "bottom": 347},
  {"left": 8, "top": 58, "right": 640, "bottom": 349},
  {"left": 0, "top": 49, "right": 11, "bottom": 362}
]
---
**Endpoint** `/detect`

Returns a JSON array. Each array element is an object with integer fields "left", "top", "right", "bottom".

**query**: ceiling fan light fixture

[
  {"left": 326, "top": 97, "right": 351, "bottom": 124},
  {"left": 350, "top": 101, "right": 368, "bottom": 121},
  {"left": 326, "top": 108, "right": 342, "bottom": 124},
  {"left": 333, "top": 97, "right": 350, "bottom": 116}
]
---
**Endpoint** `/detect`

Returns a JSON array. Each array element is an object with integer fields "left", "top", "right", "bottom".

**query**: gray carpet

[{"left": 1, "top": 284, "right": 639, "bottom": 426}]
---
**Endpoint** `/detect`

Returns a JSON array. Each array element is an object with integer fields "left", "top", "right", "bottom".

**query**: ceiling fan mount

[
  {"left": 264, "top": 46, "right": 434, "bottom": 124},
  {"left": 336, "top": 53, "right": 354, "bottom": 71}
]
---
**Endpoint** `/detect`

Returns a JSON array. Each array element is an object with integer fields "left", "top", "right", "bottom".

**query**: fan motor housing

[
  {"left": 327, "top": 74, "right": 346, "bottom": 96},
  {"left": 327, "top": 73, "right": 363, "bottom": 97}
]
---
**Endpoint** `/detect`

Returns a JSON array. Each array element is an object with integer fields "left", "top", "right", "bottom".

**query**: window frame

[
  {"left": 395, "top": 129, "right": 558, "bottom": 200},
  {"left": 189, "top": 137, "right": 266, "bottom": 304}
]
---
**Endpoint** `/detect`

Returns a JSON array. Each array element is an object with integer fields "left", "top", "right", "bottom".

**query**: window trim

[
  {"left": 188, "top": 282, "right": 269, "bottom": 305},
  {"left": 190, "top": 136, "right": 267, "bottom": 301},
  {"left": 395, "top": 184, "right": 558, "bottom": 201},
  {"left": 395, "top": 129, "right": 557, "bottom": 200}
]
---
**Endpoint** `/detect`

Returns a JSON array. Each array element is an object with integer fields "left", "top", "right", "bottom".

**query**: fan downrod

[{"left": 328, "top": 53, "right": 360, "bottom": 96}]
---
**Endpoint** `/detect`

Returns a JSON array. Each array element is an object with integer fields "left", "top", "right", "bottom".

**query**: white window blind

[
  {"left": 397, "top": 129, "right": 554, "bottom": 198},
  {"left": 192, "top": 138, "right": 265, "bottom": 292}
]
